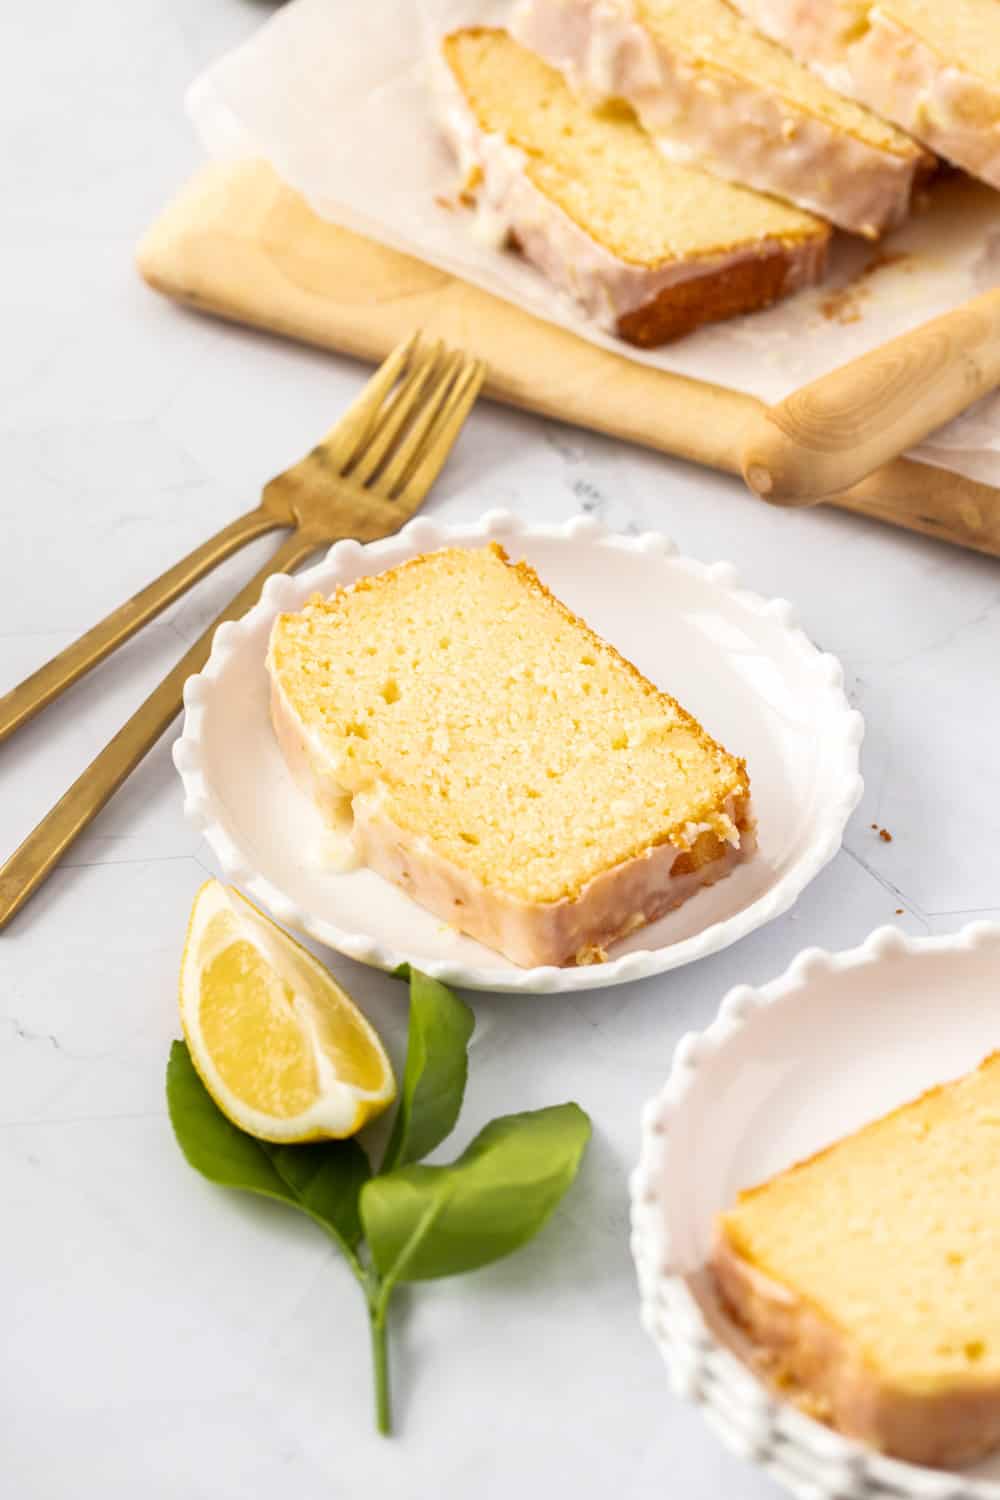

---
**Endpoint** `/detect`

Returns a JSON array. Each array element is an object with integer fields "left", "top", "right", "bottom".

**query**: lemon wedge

[{"left": 179, "top": 880, "right": 395, "bottom": 1142}]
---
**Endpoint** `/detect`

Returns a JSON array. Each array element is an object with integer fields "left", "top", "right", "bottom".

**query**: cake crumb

[
  {"left": 896, "top": 908, "right": 904, "bottom": 915},
  {"left": 879, "top": 828, "right": 893, "bottom": 843},
  {"left": 819, "top": 287, "right": 863, "bottom": 325},
  {"left": 820, "top": 251, "right": 913, "bottom": 325}
]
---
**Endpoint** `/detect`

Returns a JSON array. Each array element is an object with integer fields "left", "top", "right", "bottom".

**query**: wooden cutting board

[{"left": 138, "top": 160, "right": 1000, "bottom": 559}]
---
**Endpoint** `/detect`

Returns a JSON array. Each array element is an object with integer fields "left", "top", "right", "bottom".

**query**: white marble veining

[{"left": 1, "top": 3, "right": 999, "bottom": 1497}]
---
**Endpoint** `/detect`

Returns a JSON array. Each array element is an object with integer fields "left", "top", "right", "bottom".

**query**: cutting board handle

[
  {"left": 138, "top": 162, "right": 1000, "bottom": 559},
  {"left": 741, "top": 287, "right": 1000, "bottom": 507}
]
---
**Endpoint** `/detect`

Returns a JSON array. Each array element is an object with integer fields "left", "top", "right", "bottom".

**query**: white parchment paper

[{"left": 187, "top": 0, "right": 1000, "bottom": 483}]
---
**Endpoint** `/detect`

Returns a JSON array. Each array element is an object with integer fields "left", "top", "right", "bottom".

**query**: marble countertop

[{"left": 3, "top": 3, "right": 999, "bottom": 1497}]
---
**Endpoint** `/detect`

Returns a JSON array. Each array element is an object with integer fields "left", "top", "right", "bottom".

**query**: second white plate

[
  {"left": 633, "top": 922, "right": 1000, "bottom": 1499},
  {"left": 173, "top": 510, "right": 863, "bottom": 993}
]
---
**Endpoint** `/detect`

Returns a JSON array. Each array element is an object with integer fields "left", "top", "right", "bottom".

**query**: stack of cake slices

[{"left": 433, "top": 0, "right": 1000, "bottom": 344}]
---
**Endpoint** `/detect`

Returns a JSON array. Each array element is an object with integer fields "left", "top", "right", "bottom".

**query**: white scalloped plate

[
  {"left": 172, "top": 511, "right": 862, "bottom": 993},
  {"left": 632, "top": 923, "right": 1000, "bottom": 1500}
]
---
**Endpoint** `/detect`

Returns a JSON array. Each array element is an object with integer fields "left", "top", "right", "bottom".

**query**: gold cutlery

[{"left": 0, "top": 334, "right": 485, "bottom": 927}]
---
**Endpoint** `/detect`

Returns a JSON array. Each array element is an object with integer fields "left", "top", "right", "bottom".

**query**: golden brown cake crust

[{"left": 615, "top": 246, "right": 818, "bottom": 346}]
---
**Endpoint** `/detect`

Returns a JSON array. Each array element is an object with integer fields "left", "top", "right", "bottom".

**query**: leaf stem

[
  {"left": 362, "top": 1195, "right": 448, "bottom": 1436},
  {"left": 367, "top": 1276, "right": 392, "bottom": 1436}
]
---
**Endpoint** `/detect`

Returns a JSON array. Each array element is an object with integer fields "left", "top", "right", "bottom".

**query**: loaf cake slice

[
  {"left": 712, "top": 1052, "right": 1000, "bottom": 1467},
  {"left": 436, "top": 27, "right": 829, "bottom": 346},
  {"left": 267, "top": 545, "right": 754, "bottom": 969},
  {"left": 729, "top": 0, "right": 1000, "bottom": 189},
  {"left": 512, "top": 0, "right": 930, "bottom": 237}
]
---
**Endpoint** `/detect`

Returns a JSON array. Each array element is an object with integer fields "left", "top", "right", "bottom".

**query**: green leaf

[
  {"left": 265, "top": 1142, "right": 369, "bottom": 1251},
  {"left": 361, "top": 1103, "right": 591, "bottom": 1284},
  {"left": 166, "top": 1040, "right": 370, "bottom": 1259},
  {"left": 381, "top": 968, "right": 475, "bottom": 1172}
]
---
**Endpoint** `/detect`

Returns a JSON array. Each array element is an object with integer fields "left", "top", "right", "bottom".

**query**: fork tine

[
  {"left": 396, "top": 359, "right": 486, "bottom": 508},
  {"left": 377, "top": 350, "right": 467, "bottom": 499},
  {"left": 320, "top": 331, "right": 421, "bottom": 474},
  {"left": 349, "top": 339, "right": 445, "bottom": 485}
]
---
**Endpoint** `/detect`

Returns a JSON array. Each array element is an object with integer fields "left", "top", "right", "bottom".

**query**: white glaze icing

[
  {"left": 431, "top": 43, "right": 827, "bottom": 332},
  {"left": 851, "top": 10, "right": 1000, "bottom": 189},
  {"left": 354, "top": 791, "right": 755, "bottom": 968},
  {"left": 727, "top": 0, "right": 855, "bottom": 71},
  {"left": 730, "top": 0, "right": 1000, "bottom": 188},
  {"left": 511, "top": 0, "right": 926, "bottom": 236},
  {"left": 311, "top": 821, "right": 363, "bottom": 875},
  {"left": 268, "top": 660, "right": 755, "bottom": 969}
]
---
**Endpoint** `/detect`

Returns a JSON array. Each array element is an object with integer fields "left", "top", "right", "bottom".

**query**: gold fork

[{"left": 0, "top": 335, "right": 485, "bottom": 927}]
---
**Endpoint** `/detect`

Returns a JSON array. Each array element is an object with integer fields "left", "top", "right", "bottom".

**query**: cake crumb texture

[
  {"left": 720, "top": 1051, "right": 1000, "bottom": 1390},
  {"left": 444, "top": 26, "right": 826, "bottom": 266},
  {"left": 268, "top": 544, "right": 749, "bottom": 906}
]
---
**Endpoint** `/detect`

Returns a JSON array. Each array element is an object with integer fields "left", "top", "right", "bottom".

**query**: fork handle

[
  {"left": 0, "top": 504, "right": 282, "bottom": 745},
  {"left": 0, "top": 528, "right": 322, "bottom": 930}
]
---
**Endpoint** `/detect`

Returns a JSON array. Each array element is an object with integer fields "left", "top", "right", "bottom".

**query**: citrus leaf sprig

[{"left": 167, "top": 966, "right": 590, "bottom": 1435}]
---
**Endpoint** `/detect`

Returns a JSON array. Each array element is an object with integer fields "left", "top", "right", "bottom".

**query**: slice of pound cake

[
  {"left": 729, "top": 0, "right": 1000, "bottom": 190},
  {"left": 712, "top": 1052, "right": 1000, "bottom": 1466},
  {"left": 512, "top": 0, "right": 930, "bottom": 237},
  {"left": 436, "top": 27, "right": 829, "bottom": 345},
  {"left": 267, "top": 545, "right": 754, "bottom": 969}
]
